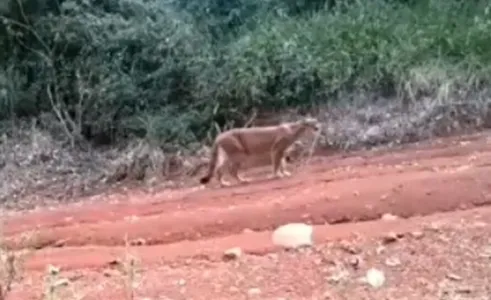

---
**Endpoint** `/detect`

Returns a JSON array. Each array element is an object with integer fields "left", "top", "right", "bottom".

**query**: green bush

[{"left": 1, "top": 0, "right": 491, "bottom": 148}]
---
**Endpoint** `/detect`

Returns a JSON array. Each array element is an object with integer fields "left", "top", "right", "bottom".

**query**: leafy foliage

[{"left": 1, "top": 0, "right": 491, "bottom": 147}]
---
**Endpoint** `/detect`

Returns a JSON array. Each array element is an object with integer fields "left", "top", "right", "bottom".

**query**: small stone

[
  {"left": 347, "top": 256, "right": 361, "bottom": 269},
  {"left": 326, "top": 270, "right": 350, "bottom": 284},
  {"left": 107, "top": 259, "right": 122, "bottom": 267},
  {"left": 338, "top": 240, "right": 361, "bottom": 254},
  {"left": 382, "top": 232, "right": 399, "bottom": 244},
  {"left": 247, "top": 287, "right": 261, "bottom": 297},
  {"left": 54, "top": 239, "right": 67, "bottom": 247},
  {"left": 223, "top": 247, "right": 242, "bottom": 261},
  {"left": 129, "top": 238, "right": 147, "bottom": 246},
  {"left": 102, "top": 270, "right": 113, "bottom": 277},
  {"left": 446, "top": 273, "right": 462, "bottom": 281},
  {"left": 365, "top": 268, "right": 385, "bottom": 288},
  {"left": 410, "top": 231, "right": 424, "bottom": 239},
  {"left": 375, "top": 245, "right": 386, "bottom": 254},
  {"left": 381, "top": 213, "right": 399, "bottom": 221},
  {"left": 385, "top": 257, "right": 401, "bottom": 267},
  {"left": 272, "top": 223, "right": 313, "bottom": 249}
]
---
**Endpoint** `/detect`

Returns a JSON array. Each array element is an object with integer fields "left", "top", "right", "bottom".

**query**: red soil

[{"left": 2, "top": 131, "right": 491, "bottom": 299}]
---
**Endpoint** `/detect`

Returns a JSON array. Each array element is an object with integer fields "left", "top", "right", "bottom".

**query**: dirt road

[{"left": 2, "top": 131, "right": 491, "bottom": 299}]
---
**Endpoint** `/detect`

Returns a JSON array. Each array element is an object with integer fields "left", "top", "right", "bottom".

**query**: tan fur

[{"left": 200, "top": 117, "right": 321, "bottom": 187}]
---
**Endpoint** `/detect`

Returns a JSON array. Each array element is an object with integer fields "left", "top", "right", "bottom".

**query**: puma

[{"left": 199, "top": 117, "right": 321, "bottom": 187}]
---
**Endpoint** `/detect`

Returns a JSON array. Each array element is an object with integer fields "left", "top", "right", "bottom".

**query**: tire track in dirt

[
  {"left": 21, "top": 205, "right": 491, "bottom": 272},
  {"left": 3, "top": 132, "right": 491, "bottom": 251}
]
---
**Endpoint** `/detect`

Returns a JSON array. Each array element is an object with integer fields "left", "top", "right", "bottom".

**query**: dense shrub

[{"left": 1, "top": 0, "right": 491, "bottom": 148}]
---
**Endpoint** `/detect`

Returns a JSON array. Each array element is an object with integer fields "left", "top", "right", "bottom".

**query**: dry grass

[
  {"left": 36, "top": 252, "right": 142, "bottom": 300},
  {"left": 0, "top": 222, "right": 33, "bottom": 300},
  {"left": 0, "top": 247, "right": 16, "bottom": 300},
  {"left": 104, "top": 138, "right": 202, "bottom": 184},
  {"left": 0, "top": 122, "right": 108, "bottom": 210},
  {"left": 0, "top": 224, "right": 142, "bottom": 300},
  {"left": 317, "top": 90, "right": 491, "bottom": 151},
  {"left": 0, "top": 125, "right": 201, "bottom": 211}
]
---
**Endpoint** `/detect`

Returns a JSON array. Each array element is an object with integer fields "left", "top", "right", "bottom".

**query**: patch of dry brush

[{"left": 3, "top": 89, "right": 491, "bottom": 211}]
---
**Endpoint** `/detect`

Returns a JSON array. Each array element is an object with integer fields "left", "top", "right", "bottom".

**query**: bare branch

[
  {"left": 75, "top": 69, "right": 85, "bottom": 132},
  {"left": 243, "top": 108, "right": 257, "bottom": 128},
  {"left": 46, "top": 84, "right": 75, "bottom": 147},
  {"left": 11, "top": 34, "right": 52, "bottom": 65},
  {"left": 1, "top": 13, "right": 52, "bottom": 56}
]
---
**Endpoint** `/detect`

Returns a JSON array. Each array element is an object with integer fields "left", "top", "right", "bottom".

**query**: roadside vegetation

[{"left": 1, "top": 0, "right": 491, "bottom": 205}]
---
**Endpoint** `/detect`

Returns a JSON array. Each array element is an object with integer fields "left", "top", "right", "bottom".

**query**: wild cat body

[{"left": 200, "top": 118, "right": 321, "bottom": 187}]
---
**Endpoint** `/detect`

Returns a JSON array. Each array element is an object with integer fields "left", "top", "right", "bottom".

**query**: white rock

[
  {"left": 381, "top": 213, "right": 399, "bottom": 221},
  {"left": 272, "top": 223, "right": 313, "bottom": 249},
  {"left": 410, "top": 231, "right": 424, "bottom": 239},
  {"left": 446, "top": 273, "right": 462, "bottom": 281},
  {"left": 365, "top": 268, "right": 385, "bottom": 288},
  {"left": 223, "top": 247, "right": 242, "bottom": 260},
  {"left": 247, "top": 287, "right": 262, "bottom": 296},
  {"left": 385, "top": 257, "right": 401, "bottom": 267},
  {"left": 327, "top": 269, "right": 350, "bottom": 284}
]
